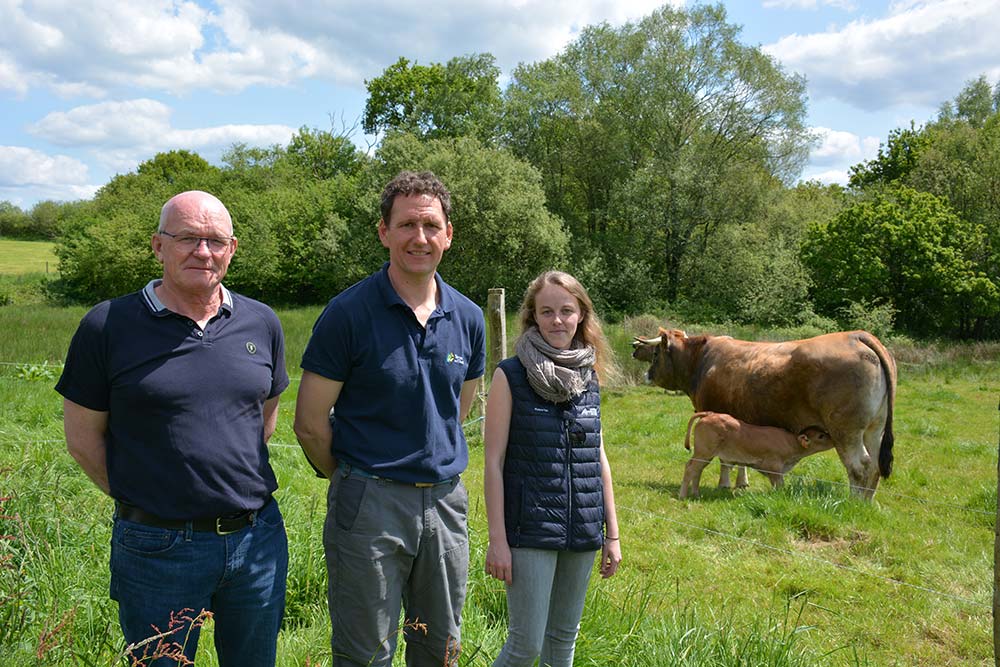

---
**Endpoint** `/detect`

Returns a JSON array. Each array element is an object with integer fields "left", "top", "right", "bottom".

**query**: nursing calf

[{"left": 680, "top": 412, "right": 832, "bottom": 499}]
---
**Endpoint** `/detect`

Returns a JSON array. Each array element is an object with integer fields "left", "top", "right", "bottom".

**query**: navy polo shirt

[
  {"left": 56, "top": 280, "right": 290, "bottom": 519},
  {"left": 301, "top": 263, "right": 485, "bottom": 483}
]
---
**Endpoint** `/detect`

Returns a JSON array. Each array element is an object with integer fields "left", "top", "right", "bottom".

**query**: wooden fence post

[
  {"left": 487, "top": 288, "right": 507, "bottom": 381},
  {"left": 482, "top": 289, "right": 507, "bottom": 436}
]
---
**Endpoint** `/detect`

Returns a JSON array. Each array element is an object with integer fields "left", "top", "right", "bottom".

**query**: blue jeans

[
  {"left": 324, "top": 468, "right": 469, "bottom": 667},
  {"left": 109, "top": 498, "right": 288, "bottom": 666},
  {"left": 492, "top": 548, "right": 597, "bottom": 667}
]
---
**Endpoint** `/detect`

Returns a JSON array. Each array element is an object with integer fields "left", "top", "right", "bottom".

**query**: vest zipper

[{"left": 565, "top": 418, "right": 573, "bottom": 551}]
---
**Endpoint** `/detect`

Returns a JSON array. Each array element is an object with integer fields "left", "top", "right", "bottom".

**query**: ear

[
  {"left": 798, "top": 434, "right": 810, "bottom": 448},
  {"left": 377, "top": 218, "right": 389, "bottom": 248},
  {"left": 150, "top": 233, "right": 163, "bottom": 262},
  {"left": 444, "top": 221, "right": 453, "bottom": 249}
]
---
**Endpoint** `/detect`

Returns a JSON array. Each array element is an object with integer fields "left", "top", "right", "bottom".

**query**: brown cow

[
  {"left": 633, "top": 329, "right": 896, "bottom": 499},
  {"left": 680, "top": 411, "right": 833, "bottom": 498}
]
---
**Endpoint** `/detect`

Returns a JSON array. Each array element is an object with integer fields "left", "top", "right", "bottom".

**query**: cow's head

[{"left": 631, "top": 327, "right": 690, "bottom": 390}]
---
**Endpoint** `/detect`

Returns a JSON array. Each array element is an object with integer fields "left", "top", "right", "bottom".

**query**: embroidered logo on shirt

[
  {"left": 446, "top": 352, "right": 466, "bottom": 365},
  {"left": 246, "top": 341, "right": 257, "bottom": 355}
]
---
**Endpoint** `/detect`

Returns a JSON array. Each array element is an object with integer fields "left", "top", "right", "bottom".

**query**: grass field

[
  {"left": 1, "top": 304, "right": 997, "bottom": 666},
  {"left": 0, "top": 238, "right": 58, "bottom": 275}
]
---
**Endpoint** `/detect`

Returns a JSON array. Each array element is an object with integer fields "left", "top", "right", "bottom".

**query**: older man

[
  {"left": 56, "top": 191, "right": 290, "bottom": 666},
  {"left": 294, "top": 171, "right": 485, "bottom": 666}
]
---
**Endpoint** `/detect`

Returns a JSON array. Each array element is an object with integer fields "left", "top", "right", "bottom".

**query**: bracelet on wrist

[{"left": 605, "top": 535, "right": 620, "bottom": 540}]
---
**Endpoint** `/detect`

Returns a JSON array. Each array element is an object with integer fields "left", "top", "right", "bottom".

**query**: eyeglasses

[{"left": 158, "top": 231, "right": 234, "bottom": 253}]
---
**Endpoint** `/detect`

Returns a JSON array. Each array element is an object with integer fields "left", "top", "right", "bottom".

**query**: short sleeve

[
  {"left": 467, "top": 313, "right": 486, "bottom": 381},
  {"left": 55, "top": 303, "right": 111, "bottom": 411},
  {"left": 300, "top": 300, "right": 353, "bottom": 382},
  {"left": 267, "top": 309, "right": 290, "bottom": 399}
]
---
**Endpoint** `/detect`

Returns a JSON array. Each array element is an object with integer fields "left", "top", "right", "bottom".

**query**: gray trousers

[
  {"left": 492, "top": 548, "right": 597, "bottom": 667},
  {"left": 324, "top": 468, "right": 469, "bottom": 667}
]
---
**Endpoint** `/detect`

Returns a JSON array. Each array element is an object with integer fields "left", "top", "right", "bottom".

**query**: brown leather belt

[{"left": 115, "top": 499, "right": 268, "bottom": 535}]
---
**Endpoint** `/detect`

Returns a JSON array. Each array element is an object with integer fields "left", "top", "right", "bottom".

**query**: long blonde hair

[{"left": 517, "top": 271, "right": 618, "bottom": 381}]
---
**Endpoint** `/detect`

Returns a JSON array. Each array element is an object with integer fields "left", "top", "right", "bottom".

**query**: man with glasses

[
  {"left": 294, "top": 171, "right": 485, "bottom": 666},
  {"left": 57, "top": 190, "right": 290, "bottom": 666}
]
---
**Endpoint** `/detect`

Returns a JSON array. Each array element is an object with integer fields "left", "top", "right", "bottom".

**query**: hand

[
  {"left": 485, "top": 540, "right": 513, "bottom": 584},
  {"left": 599, "top": 538, "right": 621, "bottom": 579}
]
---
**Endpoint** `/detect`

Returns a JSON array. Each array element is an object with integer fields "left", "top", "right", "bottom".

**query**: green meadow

[
  {"left": 1, "top": 303, "right": 996, "bottom": 666},
  {"left": 0, "top": 238, "right": 58, "bottom": 275}
]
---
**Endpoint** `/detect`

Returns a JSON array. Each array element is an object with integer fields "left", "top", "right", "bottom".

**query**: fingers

[
  {"left": 599, "top": 543, "right": 622, "bottom": 579},
  {"left": 485, "top": 561, "right": 512, "bottom": 584}
]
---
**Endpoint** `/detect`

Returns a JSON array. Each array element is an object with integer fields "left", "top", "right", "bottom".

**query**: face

[
  {"left": 533, "top": 283, "right": 582, "bottom": 350},
  {"left": 150, "top": 194, "right": 237, "bottom": 298},
  {"left": 378, "top": 194, "right": 452, "bottom": 280}
]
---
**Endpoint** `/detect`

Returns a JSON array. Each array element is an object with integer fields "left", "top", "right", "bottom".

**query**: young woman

[{"left": 484, "top": 271, "right": 622, "bottom": 667}]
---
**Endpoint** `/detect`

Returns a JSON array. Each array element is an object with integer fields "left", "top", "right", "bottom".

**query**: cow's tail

[
  {"left": 684, "top": 412, "right": 711, "bottom": 451},
  {"left": 857, "top": 332, "right": 897, "bottom": 478}
]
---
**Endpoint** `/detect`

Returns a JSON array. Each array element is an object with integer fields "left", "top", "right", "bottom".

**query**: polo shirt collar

[
  {"left": 141, "top": 279, "right": 234, "bottom": 317},
  {"left": 376, "top": 262, "right": 454, "bottom": 314}
]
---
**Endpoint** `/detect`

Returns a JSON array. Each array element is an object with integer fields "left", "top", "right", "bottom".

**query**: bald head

[{"left": 159, "top": 191, "right": 233, "bottom": 235}]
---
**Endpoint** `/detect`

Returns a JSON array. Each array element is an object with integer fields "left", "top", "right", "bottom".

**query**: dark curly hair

[{"left": 379, "top": 170, "right": 452, "bottom": 226}]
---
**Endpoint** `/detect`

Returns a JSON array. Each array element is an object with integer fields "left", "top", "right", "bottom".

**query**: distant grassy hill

[{"left": 0, "top": 238, "right": 58, "bottom": 275}]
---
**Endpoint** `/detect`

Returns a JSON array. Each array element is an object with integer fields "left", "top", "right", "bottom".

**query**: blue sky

[{"left": 1, "top": 0, "right": 998, "bottom": 208}]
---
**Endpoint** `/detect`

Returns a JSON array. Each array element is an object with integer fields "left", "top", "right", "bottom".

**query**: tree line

[{"left": 5, "top": 4, "right": 999, "bottom": 338}]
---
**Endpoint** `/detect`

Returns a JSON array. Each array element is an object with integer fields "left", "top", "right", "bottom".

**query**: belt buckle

[
  {"left": 414, "top": 482, "right": 435, "bottom": 488},
  {"left": 215, "top": 517, "right": 239, "bottom": 535}
]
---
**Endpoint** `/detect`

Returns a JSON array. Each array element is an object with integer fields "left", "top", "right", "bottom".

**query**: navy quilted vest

[{"left": 499, "top": 356, "right": 604, "bottom": 552}]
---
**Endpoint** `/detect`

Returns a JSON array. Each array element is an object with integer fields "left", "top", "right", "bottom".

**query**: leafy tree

[
  {"left": 136, "top": 150, "right": 215, "bottom": 183},
  {"left": 952, "top": 75, "right": 997, "bottom": 128},
  {"left": 0, "top": 201, "right": 31, "bottom": 238},
  {"left": 848, "top": 124, "right": 930, "bottom": 190},
  {"left": 502, "top": 3, "right": 813, "bottom": 301},
  {"left": 363, "top": 54, "right": 502, "bottom": 143},
  {"left": 285, "top": 126, "right": 363, "bottom": 180},
  {"left": 802, "top": 186, "right": 998, "bottom": 337}
]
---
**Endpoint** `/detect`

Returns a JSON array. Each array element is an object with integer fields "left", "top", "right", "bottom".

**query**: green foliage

[
  {"left": 136, "top": 149, "right": 214, "bottom": 183},
  {"left": 369, "top": 133, "right": 569, "bottom": 302},
  {"left": 363, "top": 54, "right": 502, "bottom": 143},
  {"left": 838, "top": 300, "right": 897, "bottom": 339},
  {"left": 285, "top": 125, "right": 363, "bottom": 180},
  {"left": 681, "top": 222, "right": 813, "bottom": 326},
  {"left": 802, "top": 186, "right": 999, "bottom": 337},
  {"left": 848, "top": 124, "right": 930, "bottom": 190},
  {"left": 503, "top": 3, "right": 814, "bottom": 303}
]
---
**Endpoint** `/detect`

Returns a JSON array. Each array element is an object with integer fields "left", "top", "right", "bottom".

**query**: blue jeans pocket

[
  {"left": 336, "top": 478, "right": 366, "bottom": 531},
  {"left": 114, "top": 521, "right": 183, "bottom": 555}
]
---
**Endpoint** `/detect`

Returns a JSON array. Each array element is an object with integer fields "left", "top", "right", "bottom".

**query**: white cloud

[
  {"left": 765, "top": 0, "right": 1000, "bottom": 110},
  {"left": 762, "top": 0, "right": 856, "bottom": 9},
  {"left": 28, "top": 98, "right": 296, "bottom": 171},
  {"left": 0, "top": 146, "right": 90, "bottom": 187},
  {"left": 0, "top": 0, "right": 678, "bottom": 97},
  {"left": 804, "top": 168, "right": 852, "bottom": 185},
  {"left": 809, "top": 127, "right": 880, "bottom": 166}
]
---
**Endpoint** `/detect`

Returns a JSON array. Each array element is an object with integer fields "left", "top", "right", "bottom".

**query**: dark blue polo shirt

[
  {"left": 56, "top": 280, "right": 290, "bottom": 519},
  {"left": 301, "top": 263, "right": 485, "bottom": 483}
]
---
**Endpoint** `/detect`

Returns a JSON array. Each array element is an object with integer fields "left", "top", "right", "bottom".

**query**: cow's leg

[
  {"left": 833, "top": 432, "right": 876, "bottom": 498},
  {"left": 682, "top": 457, "right": 710, "bottom": 498},
  {"left": 860, "top": 422, "right": 886, "bottom": 499}
]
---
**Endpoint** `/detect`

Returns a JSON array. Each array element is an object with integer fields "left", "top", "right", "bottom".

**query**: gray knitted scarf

[{"left": 515, "top": 326, "right": 596, "bottom": 403}]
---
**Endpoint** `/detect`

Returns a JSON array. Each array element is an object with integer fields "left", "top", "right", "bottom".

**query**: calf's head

[{"left": 798, "top": 427, "right": 830, "bottom": 449}]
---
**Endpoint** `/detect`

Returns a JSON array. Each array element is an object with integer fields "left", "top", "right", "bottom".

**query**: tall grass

[{"left": 1, "top": 305, "right": 996, "bottom": 665}]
